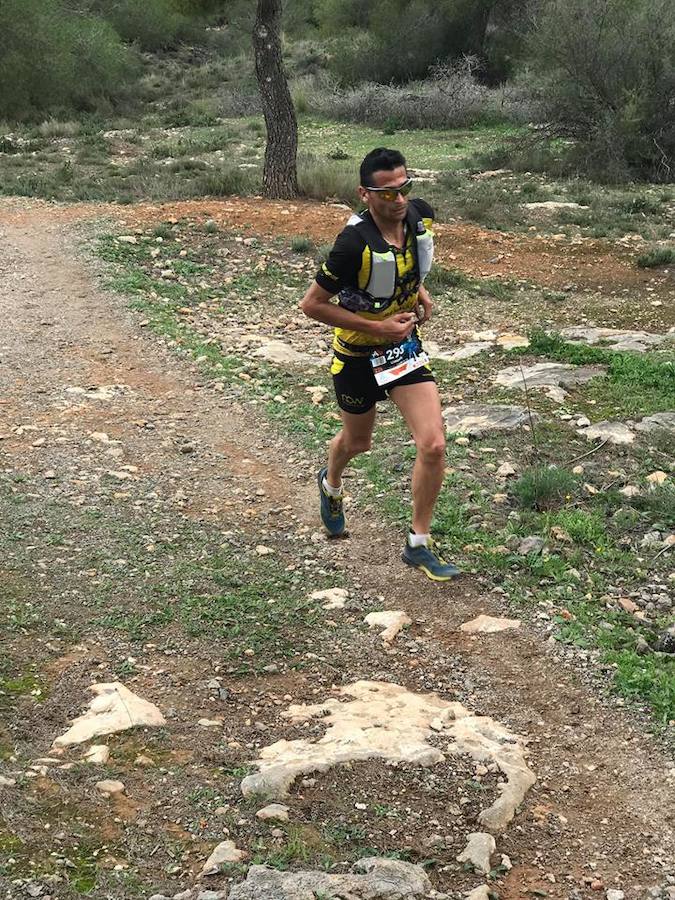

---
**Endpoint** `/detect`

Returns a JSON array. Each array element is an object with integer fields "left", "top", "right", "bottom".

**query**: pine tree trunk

[{"left": 253, "top": 0, "right": 299, "bottom": 199}]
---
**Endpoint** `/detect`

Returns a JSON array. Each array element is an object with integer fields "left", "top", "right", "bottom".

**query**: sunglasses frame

[{"left": 362, "top": 177, "right": 414, "bottom": 201}]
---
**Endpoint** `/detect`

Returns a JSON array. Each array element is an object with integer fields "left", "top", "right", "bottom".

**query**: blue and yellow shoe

[
  {"left": 402, "top": 539, "right": 460, "bottom": 581},
  {"left": 318, "top": 467, "right": 345, "bottom": 536}
]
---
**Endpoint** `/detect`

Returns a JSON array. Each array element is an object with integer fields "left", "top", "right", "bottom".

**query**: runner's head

[{"left": 359, "top": 148, "right": 411, "bottom": 223}]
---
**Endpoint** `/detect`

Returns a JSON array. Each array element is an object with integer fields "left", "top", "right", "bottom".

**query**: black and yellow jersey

[{"left": 315, "top": 198, "right": 434, "bottom": 357}]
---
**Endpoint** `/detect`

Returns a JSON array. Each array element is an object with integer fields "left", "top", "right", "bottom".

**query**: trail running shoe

[
  {"left": 318, "top": 466, "right": 345, "bottom": 536},
  {"left": 402, "top": 539, "right": 461, "bottom": 581}
]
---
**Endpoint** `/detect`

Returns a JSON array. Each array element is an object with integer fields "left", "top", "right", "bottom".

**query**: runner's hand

[
  {"left": 417, "top": 294, "right": 432, "bottom": 325},
  {"left": 371, "top": 313, "right": 417, "bottom": 342}
]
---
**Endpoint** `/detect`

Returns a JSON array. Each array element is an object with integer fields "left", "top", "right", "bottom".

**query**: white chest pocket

[{"left": 367, "top": 250, "right": 397, "bottom": 298}]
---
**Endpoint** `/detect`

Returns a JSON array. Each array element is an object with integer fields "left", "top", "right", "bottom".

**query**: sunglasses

[{"left": 363, "top": 178, "right": 413, "bottom": 202}]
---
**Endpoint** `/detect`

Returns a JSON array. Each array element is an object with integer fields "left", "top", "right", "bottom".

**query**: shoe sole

[{"left": 402, "top": 553, "right": 460, "bottom": 581}]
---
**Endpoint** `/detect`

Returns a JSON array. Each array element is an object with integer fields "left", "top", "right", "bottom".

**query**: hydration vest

[{"left": 338, "top": 204, "right": 434, "bottom": 315}]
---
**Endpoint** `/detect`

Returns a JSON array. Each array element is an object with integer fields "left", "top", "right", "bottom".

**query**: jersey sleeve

[{"left": 315, "top": 227, "right": 364, "bottom": 295}]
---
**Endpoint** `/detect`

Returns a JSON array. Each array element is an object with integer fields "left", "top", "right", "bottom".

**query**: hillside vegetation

[{"left": 0, "top": 0, "right": 673, "bottom": 184}]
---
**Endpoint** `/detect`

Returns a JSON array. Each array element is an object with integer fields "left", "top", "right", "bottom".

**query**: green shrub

[
  {"left": 547, "top": 509, "right": 606, "bottom": 546},
  {"left": 513, "top": 466, "right": 577, "bottom": 511},
  {"left": 630, "top": 484, "right": 675, "bottom": 529},
  {"left": 290, "top": 237, "right": 315, "bottom": 253},
  {"left": 425, "top": 265, "right": 470, "bottom": 293},
  {"left": 297, "top": 153, "right": 357, "bottom": 205},
  {"left": 0, "top": 0, "right": 133, "bottom": 120},
  {"left": 528, "top": 0, "right": 675, "bottom": 181},
  {"left": 195, "top": 167, "right": 257, "bottom": 197},
  {"left": 89, "top": 0, "right": 202, "bottom": 51},
  {"left": 637, "top": 247, "right": 675, "bottom": 268}
]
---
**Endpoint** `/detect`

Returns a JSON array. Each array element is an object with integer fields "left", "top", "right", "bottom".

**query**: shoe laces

[{"left": 328, "top": 494, "right": 343, "bottom": 516}]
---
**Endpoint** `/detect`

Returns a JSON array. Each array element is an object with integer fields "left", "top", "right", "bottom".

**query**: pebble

[
  {"left": 518, "top": 535, "right": 545, "bottom": 555},
  {"left": 95, "top": 779, "right": 125, "bottom": 796}
]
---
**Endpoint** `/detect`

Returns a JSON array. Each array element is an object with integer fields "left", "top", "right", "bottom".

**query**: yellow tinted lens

[{"left": 377, "top": 180, "right": 413, "bottom": 201}]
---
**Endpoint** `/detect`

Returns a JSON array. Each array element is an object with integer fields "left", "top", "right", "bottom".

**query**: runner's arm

[
  {"left": 300, "top": 283, "right": 415, "bottom": 341},
  {"left": 417, "top": 283, "right": 433, "bottom": 325}
]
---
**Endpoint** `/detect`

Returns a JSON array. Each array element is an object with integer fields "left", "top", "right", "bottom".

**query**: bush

[
  {"left": 513, "top": 466, "right": 577, "bottom": 511},
  {"left": 92, "top": 0, "right": 197, "bottom": 51},
  {"left": 0, "top": 0, "right": 133, "bottom": 120},
  {"left": 195, "top": 166, "right": 258, "bottom": 197},
  {"left": 637, "top": 247, "right": 675, "bottom": 268},
  {"left": 309, "top": 60, "right": 513, "bottom": 130},
  {"left": 527, "top": 0, "right": 675, "bottom": 182},
  {"left": 297, "top": 153, "right": 357, "bottom": 205}
]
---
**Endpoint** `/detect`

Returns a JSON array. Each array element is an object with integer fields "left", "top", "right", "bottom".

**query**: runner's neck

[{"left": 369, "top": 210, "right": 405, "bottom": 249}]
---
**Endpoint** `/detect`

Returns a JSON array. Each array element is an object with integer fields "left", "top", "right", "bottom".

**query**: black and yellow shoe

[
  {"left": 402, "top": 539, "right": 460, "bottom": 581},
  {"left": 318, "top": 467, "right": 345, "bottom": 536}
]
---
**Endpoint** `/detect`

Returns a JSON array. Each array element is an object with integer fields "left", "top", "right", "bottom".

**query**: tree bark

[{"left": 253, "top": 0, "right": 299, "bottom": 199}]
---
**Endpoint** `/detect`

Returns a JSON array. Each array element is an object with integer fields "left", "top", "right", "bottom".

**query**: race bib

[{"left": 370, "top": 332, "right": 429, "bottom": 386}]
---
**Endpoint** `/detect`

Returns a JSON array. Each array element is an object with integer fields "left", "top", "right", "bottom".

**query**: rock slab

[
  {"left": 460, "top": 615, "right": 521, "bottom": 634},
  {"left": 456, "top": 832, "right": 496, "bottom": 874},
  {"left": 228, "top": 857, "right": 432, "bottom": 899},
  {"left": 53, "top": 682, "right": 165, "bottom": 748},
  {"left": 443, "top": 404, "right": 533, "bottom": 437},
  {"left": 495, "top": 362, "right": 606, "bottom": 403},
  {"left": 241, "top": 681, "right": 535, "bottom": 833}
]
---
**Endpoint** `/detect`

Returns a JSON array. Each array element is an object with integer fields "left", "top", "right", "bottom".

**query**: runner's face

[{"left": 360, "top": 165, "right": 409, "bottom": 223}]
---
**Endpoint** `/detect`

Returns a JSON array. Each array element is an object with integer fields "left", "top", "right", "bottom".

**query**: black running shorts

[{"left": 330, "top": 351, "right": 436, "bottom": 415}]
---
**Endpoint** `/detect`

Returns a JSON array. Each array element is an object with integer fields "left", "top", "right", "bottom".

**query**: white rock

[
  {"left": 457, "top": 832, "right": 496, "bottom": 874},
  {"left": 460, "top": 615, "right": 521, "bottom": 634},
  {"left": 494, "top": 333, "right": 529, "bottom": 350},
  {"left": 606, "top": 891, "right": 625, "bottom": 900},
  {"left": 495, "top": 462, "right": 516, "bottom": 478},
  {"left": 309, "top": 587, "right": 349, "bottom": 610},
  {"left": 577, "top": 420, "right": 635, "bottom": 445},
  {"left": 52, "top": 682, "right": 165, "bottom": 748},
  {"left": 431, "top": 341, "right": 493, "bottom": 362},
  {"left": 228, "top": 857, "right": 431, "bottom": 899},
  {"left": 443, "top": 404, "right": 533, "bottom": 437},
  {"left": 83, "top": 745, "right": 110, "bottom": 765},
  {"left": 0, "top": 775, "right": 16, "bottom": 788},
  {"left": 201, "top": 840, "right": 247, "bottom": 876},
  {"left": 240, "top": 681, "right": 535, "bottom": 833},
  {"left": 95, "top": 779, "right": 125, "bottom": 796},
  {"left": 255, "top": 545, "right": 274, "bottom": 555},
  {"left": 252, "top": 340, "right": 321, "bottom": 367},
  {"left": 559, "top": 326, "right": 671, "bottom": 353},
  {"left": 619, "top": 485, "right": 641, "bottom": 498},
  {"left": 465, "top": 886, "right": 491, "bottom": 900},
  {"left": 495, "top": 362, "right": 605, "bottom": 402},
  {"left": 524, "top": 201, "right": 588, "bottom": 211},
  {"left": 647, "top": 470, "right": 668, "bottom": 486},
  {"left": 256, "top": 803, "right": 290, "bottom": 822},
  {"left": 364, "top": 610, "right": 412, "bottom": 644}
]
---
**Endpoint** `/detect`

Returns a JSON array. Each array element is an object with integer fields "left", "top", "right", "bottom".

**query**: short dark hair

[{"left": 360, "top": 148, "right": 407, "bottom": 187}]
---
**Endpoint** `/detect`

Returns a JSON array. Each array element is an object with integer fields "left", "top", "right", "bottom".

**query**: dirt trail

[
  {"left": 0, "top": 196, "right": 671, "bottom": 296},
  {"left": 0, "top": 205, "right": 673, "bottom": 900}
]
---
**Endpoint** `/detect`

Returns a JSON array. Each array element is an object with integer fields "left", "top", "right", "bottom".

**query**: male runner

[{"left": 300, "top": 147, "right": 460, "bottom": 580}]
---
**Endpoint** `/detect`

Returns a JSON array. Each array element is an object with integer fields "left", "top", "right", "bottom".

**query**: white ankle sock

[
  {"left": 322, "top": 476, "right": 342, "bottom": 497},
  {"left": 408, "top": 531, "right": 430, "bottom": 548}
]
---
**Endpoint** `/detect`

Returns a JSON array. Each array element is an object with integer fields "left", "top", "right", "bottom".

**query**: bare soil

[{"left": 0, "top": 198, "right": 673, "bottom": 900}]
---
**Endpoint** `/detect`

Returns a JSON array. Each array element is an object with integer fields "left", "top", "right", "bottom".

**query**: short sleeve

[
  {"left": 411, "top": 198, "right": 435, "bottom": 224},
  {"left": 315, "top": 227, "right": 364, "bottom": 295}
]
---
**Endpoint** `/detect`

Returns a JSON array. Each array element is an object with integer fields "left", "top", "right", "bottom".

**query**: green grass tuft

[
  {"left": 636, "top": 247, "right": 675, "bottom": 268},
  {"left": 513, "top": 466, "right": 577, "bottom": 511}
]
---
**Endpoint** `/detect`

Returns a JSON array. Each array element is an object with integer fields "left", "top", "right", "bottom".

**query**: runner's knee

[
  {"left": 417, "top": 432, "right": 445, "bottom": 460},
  {"left": 343, "top": 433, "right": 372, "bottom": 455}
]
